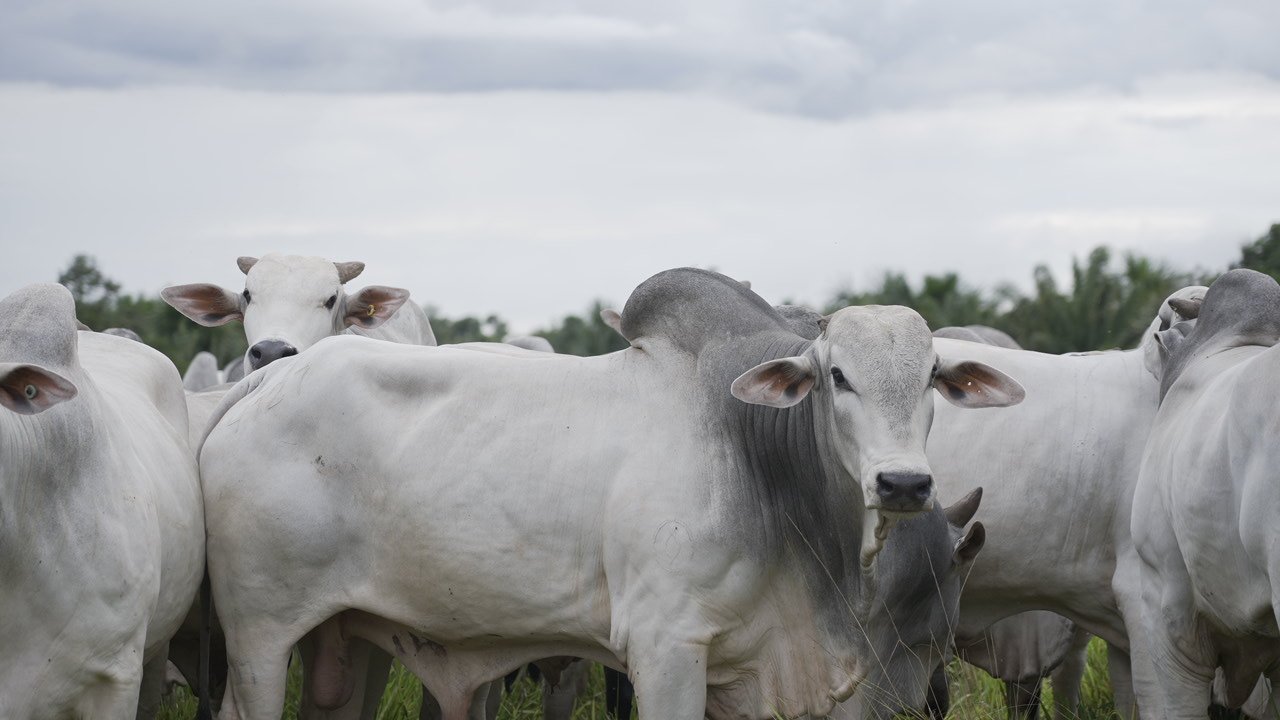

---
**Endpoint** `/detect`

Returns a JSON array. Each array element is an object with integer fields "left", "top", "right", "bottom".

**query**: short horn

[
  {"left": 944, "top": 487, "right": 983, "bottom": 527},
  {"left": 236, "top": 256, "right": 259, "bottom": 275},
  {"left": 335, "top": 261, "right": 365, "bottom": 284},
  {"left": 1167, "top": 296, "right": 1202, "bottom": 320}
]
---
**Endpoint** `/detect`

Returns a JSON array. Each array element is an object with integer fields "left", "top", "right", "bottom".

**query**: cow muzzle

[
  {"left": 873, "top": 471, "right": 934, "bottom": 514},
  {"left": 248, "top": 339, "right": 299, "bottom": 370}
]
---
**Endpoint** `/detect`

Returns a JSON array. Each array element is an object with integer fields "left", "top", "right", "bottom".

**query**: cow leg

[
  {"left": 470, "top": 681, "right": 501, "bottom": 720},
  {"left": 220, "top": 632, "right": 293, "bottom": 720},
  {"left": 605, "top": 667, "right": 635, "bottom": 720},
  {"left": 543, "top": 660, "right": 590, "bottom": 720},
  {"left": 135, "top": 647, "right": 170, "bottom": 720},
  {"left": 924, "top": 664, "right": 949, "bottom": 720},
  {"left": 1106, "top": 645, "right": 1139, "bottom": 720},
  {"left": 630, "top": 643, "right": 708, "bottom": 720},
  {"left": 1049, "top": 631, "right": 1090, "bottom": 718},
  {"left": 419, "top": 688, "right": 442, "bottom": 720},
  {"left": 1005, "top": 678, "right": 1041, "bottom": 720}
]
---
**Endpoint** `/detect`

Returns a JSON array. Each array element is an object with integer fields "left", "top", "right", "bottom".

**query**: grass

[{"left": 157, "top": 638, "right": 1125, "bottom": 720}]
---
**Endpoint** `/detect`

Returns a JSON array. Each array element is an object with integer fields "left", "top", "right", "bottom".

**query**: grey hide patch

[
  {"left": 1160, "top": 269, "right": 1280, "bottom": 399},
  {"left": 775, "top": 304, "right": 824, "bottom": 340},
  {"left": 0, "top": 284, "right": 81, "bottom": 374},
  {"left": 102, "top": 327, "right": 143, "bottom": 343},
  {"left": 619, "top": 267, "right": 793, "bottom": 352},
  {"left": 933, "top": 326, "right": 1022, "bottom": 350},
  {"left": 620, "top": 270, "right": 866, "bottom": 641}
]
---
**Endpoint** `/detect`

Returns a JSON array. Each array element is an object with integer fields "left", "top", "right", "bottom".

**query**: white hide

[
  {"left": 0, "top": 285, "right": 204, "bottom": 720},
  {"left": 197, "top": 282, "right": 1021, "bottom": 720}
]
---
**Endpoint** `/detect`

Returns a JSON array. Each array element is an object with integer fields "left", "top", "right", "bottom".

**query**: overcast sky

[{"left": 2, "top": 0, "right": 1277, "bottom": 330}]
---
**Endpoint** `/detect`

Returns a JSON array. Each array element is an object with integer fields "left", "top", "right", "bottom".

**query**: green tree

[
  {"left": 1236, "top": 223, "right": 1280, "bottom": 282},
  {"left": 825, "top": 272, "right": 998, "bottom": 330},
  {"left": 536, "top": 301, "right": 629, "bottom": 357}
]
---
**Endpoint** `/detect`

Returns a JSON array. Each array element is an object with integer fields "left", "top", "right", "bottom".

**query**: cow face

[
  {"left": 162, "top": 254, "right": 411, "bottom": 372},
  {"left": 731, "top": 306, "right": 1023, "bottom": 521}
]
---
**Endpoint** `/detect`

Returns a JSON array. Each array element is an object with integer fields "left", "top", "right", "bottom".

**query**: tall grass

[{"left": 157, "top": 639, "right": 1124, "bottom": 719}]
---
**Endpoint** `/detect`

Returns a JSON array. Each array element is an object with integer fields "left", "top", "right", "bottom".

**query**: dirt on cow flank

[{"left": 157, "top": 639, "right": 1128, "bottom": 720}]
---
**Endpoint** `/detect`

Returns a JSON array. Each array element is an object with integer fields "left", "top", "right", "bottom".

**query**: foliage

[
  {"left": 535, "top": 301, "right": 630, "bottom": 357},
  {"left": 58, "top": 254, "right": 246, "bottom": 374},
  {"left": 1236, "top": 223, "right": 1280, "bottom": 283}
]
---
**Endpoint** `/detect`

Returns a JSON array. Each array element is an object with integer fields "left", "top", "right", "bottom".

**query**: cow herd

[{"left": 2, "top": 253, "right": 1278, "bottom": 720}]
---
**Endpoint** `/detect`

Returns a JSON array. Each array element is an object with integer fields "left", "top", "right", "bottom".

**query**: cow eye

[
  {"left": 830, "top": 366, "right": 848, "bottom": 389},
  {"left": 242, "top": 290, "right": 251, "bottom": 304},
  {"left": 325, "top": 295, "right": 337, "bottom": 310}
]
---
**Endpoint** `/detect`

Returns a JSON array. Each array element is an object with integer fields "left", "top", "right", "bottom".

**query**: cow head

[
  {"left": 731, "top": 305, "right": 1022, "bottom": 528},
  {"left": 844, "top": 489, "right": 985, "bottom": 718},
  {"left": 1141, "top": 284, "right": 1207, "bottom": 380},
  {"left": 162, "top": 254, "right": 412, "bottom": 372}
]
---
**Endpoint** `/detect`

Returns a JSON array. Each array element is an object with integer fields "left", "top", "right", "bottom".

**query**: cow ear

[
  {"left": 334, "top": 261, "right": 365, "bottom": 284},
  {"left": 0, "top": 363, "right": 78, "bottom": 415},
  {"left": 731, "top": 356, "right": 816, "bottom": 408},
  {"left": 934, "top": 359, "right": 1025, "bottom": 409},
  {"left": 599, "top": 308, "right": 623, "bottom": 335},
  {"left": 943, "top": 487, "right": 982, "bottom": 527},
  {"left": 1168, "top": 296, "right": 1202, "bottom": 320},
  {"left": 161, "top": 284, "right": 244, "bottom": 327},
  {"left": 236, "top": 256, "right": 259, "bottom": 275},
  {"left": 953, "top": 522, "right": 985, "bottom": 565},
  {"left": 345, "top": 286, "right": 410, "bottom": 329}
]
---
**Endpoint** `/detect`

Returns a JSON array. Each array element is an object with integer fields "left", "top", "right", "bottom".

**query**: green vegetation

[
  {"left": 157, "top": 640, "right": 1125, "bottom": 719},
  {"left": 60, "top": 223, "right": 1278, "bottom": 372}
]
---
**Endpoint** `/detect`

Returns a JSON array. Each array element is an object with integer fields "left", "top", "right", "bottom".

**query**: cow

[
  {"left": 932, "top": 326, "right": 1092, "bottom": 720},
  {"left": 197, "top": 267, "right": 1021, "bottom": 720},
  {"left": 919, "top": 285, "right": 1205, "bottom": 720},
  {"left": 183, "top": 350, "right": 224, "bottom": 391},
  {"left": 0, "top": 284, "right": 204, "bottom": 719},
  {"left": 102, "top": 326, "right": 144, "bottom": 342},
  {"left": 1131, "top": 269, "right": 1280, "bottom": 718},
  {"left": 161, "top": 253, "right": 437, "bottom": 373},
  {"left": 503, "top": 335, "right": 555, "bottom": 354},
  {"left": 223, "top": 357, "right": 246, "bottom": 384}
]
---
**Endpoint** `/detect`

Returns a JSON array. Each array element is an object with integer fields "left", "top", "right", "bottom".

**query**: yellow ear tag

[{"left": 367, "top": 304, "right": 377, "bottom": 318}]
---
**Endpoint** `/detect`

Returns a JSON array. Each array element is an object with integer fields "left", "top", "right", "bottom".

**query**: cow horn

[
  {"left": 236, "top": 256, "right": 259, "bottom": 275},
  {"left": 818, "top": 315, "right": 831, "bottom": 335},
  {"left": 335, "top": 261, "right": 365, "bottom": 284},
  {"left": 1167, "top": 296, "right": 1202, "bottom": 320},
  {"left": 943, "top": 487, "right": 983, "bottom": 527}
]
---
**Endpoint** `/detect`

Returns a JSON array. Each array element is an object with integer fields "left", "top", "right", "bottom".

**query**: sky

[{"left": 2, "top": 0, "right": 1278, "bottom": 331}]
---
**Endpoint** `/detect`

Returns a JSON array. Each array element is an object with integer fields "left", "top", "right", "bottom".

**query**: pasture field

[{"left": 157, "top": 638, "right": 1121, "bottom": 720}]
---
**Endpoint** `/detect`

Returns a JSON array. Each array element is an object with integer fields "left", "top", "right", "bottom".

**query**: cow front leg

[
  {"left": 1106, "top": 645, "right": 1138, "bottom": 720},
  {"left": 135, "top": 647, "right": 170, "bottom": 720},
  {"left": 1049, "top": 630, "right": 1090, "bottom": 718},
  {"left": 631, "top": 643, "right": 708, "bottom": 720}
]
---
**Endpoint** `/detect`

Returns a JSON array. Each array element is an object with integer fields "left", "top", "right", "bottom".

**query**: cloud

[
  {"left": 0, "top": 76, "right": 1272, "bottom": 329},
  {"left": 2, "top": 0, "right": 1277, "bottom": 117}
]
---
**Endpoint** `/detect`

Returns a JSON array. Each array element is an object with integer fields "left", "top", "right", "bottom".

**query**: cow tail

[{"left": 196, "top": 568, "right": 214, "bottom": 720}]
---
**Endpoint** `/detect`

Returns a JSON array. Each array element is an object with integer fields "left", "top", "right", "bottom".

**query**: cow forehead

[
  {"left": 823, "top": 306, "right": 933, "bottom": 366},
  {"left": 245, "top": 254, "right": 342, "bottom": 297}
]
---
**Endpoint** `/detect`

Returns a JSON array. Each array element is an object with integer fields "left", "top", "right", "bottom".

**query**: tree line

[{"left": 57, "top": 223, "right": 1279, "bottom": 372}]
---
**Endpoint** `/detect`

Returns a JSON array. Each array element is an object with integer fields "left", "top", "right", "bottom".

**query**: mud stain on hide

[{"left": 409, "top": 633, "right": 447, "bottom": 657}]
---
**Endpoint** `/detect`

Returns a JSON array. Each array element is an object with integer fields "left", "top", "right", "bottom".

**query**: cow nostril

[
  {"left": 250, "top": 348, "right": 262, "bottom": 359},
  {"left": 281, "top": 346, "right": 298, "bottom": 358},
  {"left": 912, "top": 476, "right": 933, "bottom": 500},
  {"left": 875, "top": 474, "right": 895, "bottom": 498}
]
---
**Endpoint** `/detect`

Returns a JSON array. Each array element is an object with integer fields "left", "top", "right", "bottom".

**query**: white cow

[
  {"left": 162, "top": 254, "right": 437, "bottom": 373},
  {"left": 932, "top": 325, "right": 1092, "bottom": 720},
  {"left": 1132, "top": 269, "right": 1280, "bottom": 718},
  {"left": 0, "top": 284, "right": 204, "bottom": 719},
  {"left": 183, "top": 350, "right": 224, "bottom": 391},
  {"left": 198, "top": 268, "right": 1020, "bottom": 720},
  {"left": 924, "top": 286, "right": 1205, "bottom": 720}
]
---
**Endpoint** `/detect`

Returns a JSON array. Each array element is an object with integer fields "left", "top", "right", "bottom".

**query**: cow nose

[
  {"left": 247, "top": 340, "right": 298, "bottom": 370},
  {"left": 875, "top": 472, "right": 934, "bottom": 512}
]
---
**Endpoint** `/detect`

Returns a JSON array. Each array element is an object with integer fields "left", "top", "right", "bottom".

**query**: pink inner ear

[{"left": 0, "top": 365, "right": 77, "bottom": 415}]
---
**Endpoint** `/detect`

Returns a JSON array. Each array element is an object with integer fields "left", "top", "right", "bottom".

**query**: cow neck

[{"left": 701, "top": 331, "right": 868, "bottom": 636}]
